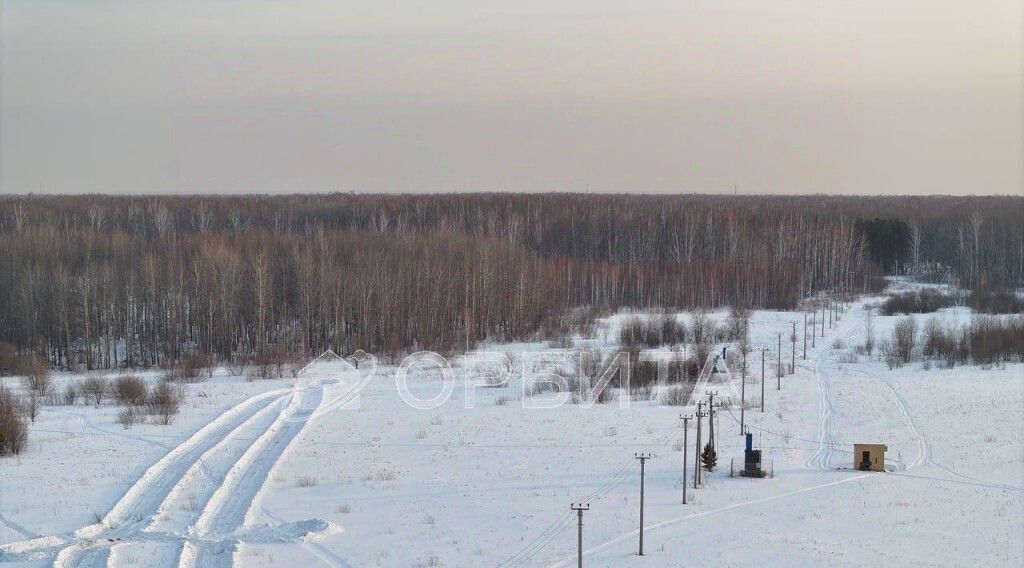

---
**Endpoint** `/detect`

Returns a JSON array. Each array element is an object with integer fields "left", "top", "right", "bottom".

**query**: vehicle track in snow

[
  {"left": 146, "top": 396, "right": 291, "bottom": 537},
  {"left": 0, "top": 388, "right": 293, "bottom": 566},
  {"left": 184, "top": 383, "right": 326, "bottom": 568},
  {"left": 0, "top": 512, "right": 39, "bottom": 541},
  {"left": 804, "top": 315, "right": 861, "bottom": 471}
]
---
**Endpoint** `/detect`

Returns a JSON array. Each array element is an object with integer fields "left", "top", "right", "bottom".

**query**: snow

[{"left": 2, "top": 299, "right": 1022, "bottom": 567}]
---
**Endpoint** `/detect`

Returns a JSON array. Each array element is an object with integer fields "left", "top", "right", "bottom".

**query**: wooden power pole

[
  {"left": 777, "top": 331, "right": 783, "bottom": 388},
  {"left": 803, "top": 312, "right": 808, "bottom": 359},
  {"left": 760, "top": 349, "right": 767, "bottom": 412},
  {"left": 791, "top": 321, "right": 797, "bottom": 374},
  {"left": 635, "top": 453, "right": 652, "bottom": 556},
  {"left": 571, "top": 503, "right": 590, "bottom": 568},
  {"left": 695, "top": 402, "right": 706, "bottom": 487},
  {"left": 680, "top": 414, "right": 691, "bottom": 504}
]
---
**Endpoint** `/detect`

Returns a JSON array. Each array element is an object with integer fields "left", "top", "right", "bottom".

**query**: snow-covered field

[{"left": 2, "top": 298, "right": 1022, "bottom": 567}]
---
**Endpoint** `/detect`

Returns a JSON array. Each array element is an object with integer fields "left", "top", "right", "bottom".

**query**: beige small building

[{"left": 854, "top": 443, "right": 887, "bottom": 472}]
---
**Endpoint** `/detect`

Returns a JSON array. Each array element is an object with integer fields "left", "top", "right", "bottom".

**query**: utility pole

[
  {"left": 680, "top": 414, "right": 691, "bottom": 504},
  {"left": 791, "top": 321, "right": 796, "bottom": 374},
  {"left": 635, "top": 453, "right": 652, "bottom": 556},
  {"left": 811, "top": 312, "right": 816, "bottom": 348},
  {"left": 803, "top": 312, "right": 808, "bottom": 359},
  {"left": 760, "top": 348, "right": 767, "bottom": 412},
  {"left": 706, "top": 390, "right": 718, "bottom": 450},
  {"left": 571, "top": 503, "right": 590, "bottom": 568},
  {"left": 695, "top": 402, "right": 706, "bottom": 487},
  {"left": 776, "top": 331, "right": 783, "bottom": 388},
  {"left": 739, "top": 358, "right": 747, "bottom": 435}
]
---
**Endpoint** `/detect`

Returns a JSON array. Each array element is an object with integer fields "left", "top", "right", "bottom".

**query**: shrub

[
  {"left": 693, "top": 341, "right": 711, "bottom": 375},
  {"left": 295, "top": 475, "right": 319, "bottom": 487},
  {"left": 247, "top": 346, "right": 289, "bottom": 381},
  {"left": 881, "top": 290, "right": 954, "bottom": 315},
  {"left": 920, "top": 317, "right": 946, "bottom": 359},
  {"left": 691, "top": 311, "right": 710, "bottom": 345},
  {"left": 660, "top": 385, "right": 690, "bottom": 406},
  {"left": 19, "top": 355, "right": 51, "bottom": 395},
  {"left": 117, "top": 407, "right": 138, "bottom": 429},
  {"left": 629, "top": 357, "right": 660, "bottom": 390},
  {"left": 0, "top": 386, "right": 28, "bottom": 455},
  {"left": 968, "top": 281, "right": 1023, "bottom": 314},
  {"left": 25, "top": 391, "right": 40, "bottom": 423},
  {"left": 163, "top": 353, "right": 214, "bottom": 383},
  {"left": 0, "top": 342, "right": 17, "bottom": 376},
  {"left": 226, "top": 355, "right": 248, "bottom": 376},
  {"left": 81, "top": 377, "right": 108, "bottom": 405},
  {"left": 863, "top": 311, "right": 876, "bottom": 355},
  {"left": 892, "top": 317, "right": 918, "bottom": 364},
  {"left": 726, "top": 306, "right": 751, "bottom": 342},
  {"left": 148, "top": 382, "right": 182, "bottom": 425},
  {"left": 62, "top": 384, "right": 79, "bottom": 406},
  {"left": 114, "top": 375, "right": 149, "bottom": 407},
  {"left": 619, "top": 314, "right": 686, "bottom": 349},
  {"left": 967, "top": 315, "right": 1024, "bottom": 364}
]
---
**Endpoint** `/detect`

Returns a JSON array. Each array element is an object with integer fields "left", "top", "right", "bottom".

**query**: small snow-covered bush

[
  {"left": 117, "top": 407, "right": 138, "bottom": 429},
  {"left": 0, "top": 386, "right": 28, "bottom": 455},
  {"left": 882, "top": 290, "right": 954, "bottom": 315},
  {"left": 294, "top": 475, "right": 319, "bottom": 488},
  {"left": 968, "top": 281, "right": 1024, "bottom": 314},
  {"left": 114, "top": 375, "right": 149, "bottom": 407},
  {"left": 0, "top": 342, "right": 17, "bottom": 376},
  {"left": 25, "top": 391, "right": 39, "bottom": 423},
  {"left": 148, "top": 382, "right": 182, "bottom": 425},
  {"left": 19, "top": 355, "right": 51, "bottom": 395},
  {"left": 660, "top": 385, "right": 690, "bottom": 406},
  {"left": 619, "top": 314, "right": 687, "bottom": 349},
  {"left": 163, "top": 353, "right": 214, "bottom": 383},
  {"left": 81, "top": 376, "right": 108, "bottom": 405},
  {"left": 62, "top": 384, "right": 79, "bottom": 406},
  {"left": 375, "top": 468, "right": 397, "bottom": 482},
  {"left": 891, "top": 316, "right": 918, "bottom": 364}
]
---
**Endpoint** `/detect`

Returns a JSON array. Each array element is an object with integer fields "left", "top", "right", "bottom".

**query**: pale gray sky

[{"left": 1, "top": 0, "right": 1021, "bottom": 195}]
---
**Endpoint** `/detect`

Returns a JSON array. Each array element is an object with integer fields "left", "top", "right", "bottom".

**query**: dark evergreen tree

[{"left": 701, "top": 441, "right": 717, "bottom": 471}]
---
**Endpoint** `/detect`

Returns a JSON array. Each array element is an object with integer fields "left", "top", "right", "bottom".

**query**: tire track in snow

[
  {"left": 804, "top": 316, "right": 862, "bottom": 471},
  {"left": 185, "top": 384, "right": 325, "bottom": 567},
  {"left": 76, "top": 389, "right": 291, "bottom": 540},
  {"left": 1, "top": 389, "right": 290, "bottom": 566},
  {"left": 0, "top": 511, "right": 40, "bottom": 541},
  {"left": 145, "top": 396, "right": 291, "bottom": 536}
]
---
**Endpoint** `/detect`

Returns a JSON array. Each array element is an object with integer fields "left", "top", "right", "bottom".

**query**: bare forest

[{"left": 0, "top": 194, "right": 1020, "bottom": 370}]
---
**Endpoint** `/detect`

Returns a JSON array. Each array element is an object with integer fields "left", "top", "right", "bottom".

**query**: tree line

[{"left": 1, "top": 193, "right": 1017, "bottom": 370}]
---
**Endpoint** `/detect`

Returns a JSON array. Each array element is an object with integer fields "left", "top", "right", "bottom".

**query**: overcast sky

[{"left": 1, "top": 1, "right": 1021, "bottom": 195}]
